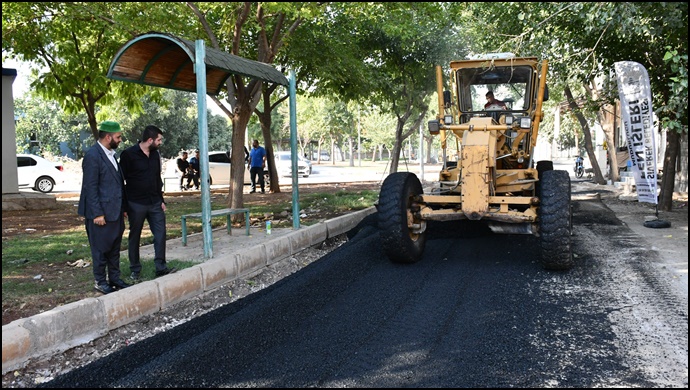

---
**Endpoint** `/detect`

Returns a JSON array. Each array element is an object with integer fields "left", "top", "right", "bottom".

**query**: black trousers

[
  {"left": 180, "top": 172, "right": 192, "bottom": 188},
  {"left": 126, "top": 201, "right": 167, "bottom": 273},
  {"left": 250, "top": 166, "right": 265, "bottom": 191},
  {"left": 85, "top": 216, "right": 125, "bottom": 284}
]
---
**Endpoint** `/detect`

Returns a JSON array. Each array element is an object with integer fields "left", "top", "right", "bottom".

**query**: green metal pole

[
  {"left": 289, "top": 70, "right": 300, "bottom": 229},
  {"left": 195, "top": 39, "right": 212, "bottom": 258}
]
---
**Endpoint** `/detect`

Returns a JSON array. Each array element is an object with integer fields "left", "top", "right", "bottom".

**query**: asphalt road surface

[{"left": 42, "top": 196, "right": 687, "bottom": 387}]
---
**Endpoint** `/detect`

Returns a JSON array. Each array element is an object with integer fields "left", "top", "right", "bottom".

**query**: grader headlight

[{"left": 428, "top": 120, "right": 440, "bottom": 135}]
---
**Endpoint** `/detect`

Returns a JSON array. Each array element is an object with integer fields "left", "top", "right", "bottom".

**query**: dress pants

[
  {"left": 85, "top": 217, "right": 125, "bottom": 284},
  {"left": 126, "top": 201, "right": 167, "bottom": 273}
]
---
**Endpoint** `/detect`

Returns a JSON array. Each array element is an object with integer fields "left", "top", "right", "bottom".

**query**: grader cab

[{"left": 377, "top": 53, "right": 573, "bottom": 270}]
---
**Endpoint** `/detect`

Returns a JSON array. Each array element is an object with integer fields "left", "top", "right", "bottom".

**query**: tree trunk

[
  {"left": 564, "top": 85, "right": 606, "bottom": 184},
  {"left": 586, "top": 82, "right": 619, "bottom": 181},
  {"left": 600, "top": 104, "right": 618, "bottom": 182},
  {"left": 348, "top": 136, "right": 355, "bottom": 167},
  {"left": 425, "top": 134, "right": 433, "bottom": 164},
  {"left": 228, "top": 108, "right": 251, "bottom": 218},
  {"left": 255, "top": 85, "right": 284, "bottom": 193},
  {"left": 330, "top": 138, "right": 336, "bottom": 166},
  {"left": 389, "top": 123, "right": 403, "bottom": 174},
  {"left": 389, "top": 108, "right": 428, "bottom": 174},
  {"left": 260, "top": 123, "right": 279, "bottom": 194},
  {"left": 659, "top": 129, "right": 680, "bottom": 211}
]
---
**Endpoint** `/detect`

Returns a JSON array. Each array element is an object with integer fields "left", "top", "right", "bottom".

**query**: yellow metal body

[{"left": 423, "top": 56, "right": 548, "bottom": 232}]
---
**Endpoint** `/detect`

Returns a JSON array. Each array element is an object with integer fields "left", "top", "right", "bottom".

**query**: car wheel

[{"left": 34, "top": 176, "right": 55, "bottom": 193}]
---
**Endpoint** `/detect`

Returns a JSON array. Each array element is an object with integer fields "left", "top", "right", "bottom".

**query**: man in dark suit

[{"left": 78, "top": 121, "right": 130, "bottom": 294}]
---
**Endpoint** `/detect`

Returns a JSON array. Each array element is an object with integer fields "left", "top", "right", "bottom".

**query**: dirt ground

[
  {"left": 1, "top": 182, "right": 380, "bottom": 240},
  {"left": 1, "top": 182, "right": 381, "bottom": 326}
]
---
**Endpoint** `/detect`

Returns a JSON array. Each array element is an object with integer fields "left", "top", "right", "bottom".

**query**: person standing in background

[
  {"left": 247, "top": 139, "right": 266, "bottom": 194},
  {"left": 176, "top": 151, "right": 192, "bottom": 191},
  {"left": 119, "top": 125, "right": 177, "bottom": 281},
  {"left": 188, "top": 150, "right": 200, "bottom": 190},
  {"left": 78, "top": 121, "right": 130, "bottom": 294}
]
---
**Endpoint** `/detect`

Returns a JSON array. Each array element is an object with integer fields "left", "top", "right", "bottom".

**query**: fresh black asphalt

[{"left": 43, "top": 196, "right": 683, "bottom": 387}]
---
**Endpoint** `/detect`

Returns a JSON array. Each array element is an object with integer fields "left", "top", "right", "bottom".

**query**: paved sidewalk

[{"left": 136, "top": 226, "right": 294, "bottom": 263}]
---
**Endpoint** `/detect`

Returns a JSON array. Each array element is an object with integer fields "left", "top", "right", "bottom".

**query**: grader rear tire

[
  {"left": 378, "top": 172, "right": 426, "bottom": 263},
  {"left": 535, "top": 160, "right": 553, "bottom": 195},
  {"left": 539, "top": 170, "right": 573, "bottom": 270}
]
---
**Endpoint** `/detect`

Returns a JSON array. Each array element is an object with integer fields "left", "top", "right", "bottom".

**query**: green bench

[{"left": 181, "top": 208, "right": 250, "bottom": 246}]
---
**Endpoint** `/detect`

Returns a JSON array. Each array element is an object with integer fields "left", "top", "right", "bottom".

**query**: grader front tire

[
  {"left": 378, "top": 172, "right": 426, "bottom": 263},
  {"left": 539, "top": 170, "right": 573, "bottom": 270}
]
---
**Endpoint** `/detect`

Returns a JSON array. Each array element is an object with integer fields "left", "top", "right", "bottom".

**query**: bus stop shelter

[{"left": 107, "top": 32, "right": 298, "bottom": 258}]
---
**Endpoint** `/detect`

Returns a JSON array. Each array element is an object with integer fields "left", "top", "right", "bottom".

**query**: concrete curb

[{"left": 1, "top": 207, "right": 376, "bottom": 374}]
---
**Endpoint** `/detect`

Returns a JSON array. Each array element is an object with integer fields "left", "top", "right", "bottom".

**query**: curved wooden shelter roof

[{"left": 106, "top": 32, "right": 288, "bottom": 94}]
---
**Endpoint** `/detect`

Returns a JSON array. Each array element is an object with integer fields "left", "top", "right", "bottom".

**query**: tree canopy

[{"left": 3, "top": 2, "right": 686, "bottom": 208}]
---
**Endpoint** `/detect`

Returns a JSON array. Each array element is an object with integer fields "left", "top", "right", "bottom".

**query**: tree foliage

[
  {"left": 468, "top": 2, "right": 687, "bottom": 207},
  {"left": 14, "top": 94, "right": 89, "bottom": 158},
  {"left": 1, "top": 2, "right": 171, "bottom": 137},
  {"left": 4, "top": 2, "right": 686, "bottom": 208}
]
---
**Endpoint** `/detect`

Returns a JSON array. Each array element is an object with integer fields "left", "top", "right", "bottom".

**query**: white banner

[{"left": 614, "top": 61, "right": 658, "bottom": 204}]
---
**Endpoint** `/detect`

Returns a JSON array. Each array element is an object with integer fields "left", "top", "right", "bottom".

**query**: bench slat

[
  {"left": 181, "top": 208, "right": 250, "bottom": 246},
  {"left": 184, "top": 208, "right": 250, "bottom": 218}
]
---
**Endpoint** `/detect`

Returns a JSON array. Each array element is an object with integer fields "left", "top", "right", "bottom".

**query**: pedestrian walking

[
  {"left": 176, "top": 151, "right": 192, "bottom": 191},
  {"left": 188, "top": 150, "right": 200, "bottom": 190},
  {"left": 119, "top": 125, "right": 177, "bottom": 280}
]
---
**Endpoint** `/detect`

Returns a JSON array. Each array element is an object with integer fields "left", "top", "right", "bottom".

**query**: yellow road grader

[{"left": 377, "top": 53, "right": 573, "bottom": 270}]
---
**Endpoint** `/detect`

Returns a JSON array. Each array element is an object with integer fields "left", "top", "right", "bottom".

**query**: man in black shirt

[
  {"left": 176, "top": 151, "right": 192, "bottom": 190},
  {"left": 120, "top": 125, "right": 177, "bottom": 280},
  {"left": 188, "top": 150, "right": 200, "bottom": 190}
]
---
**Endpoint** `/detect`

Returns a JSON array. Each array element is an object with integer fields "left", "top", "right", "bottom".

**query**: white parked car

[
  {"left": 16, "top": 154, "right": 65, "bottom": 193},
  {"left": 208, "top": 151, "right": 269, "bottom": 186},
  {"left": 163, "top": 151, "right": 269, "bottom": 189},
  {"left": 312, "top": 151, "right": 330, "bottom": 161},
  {"left": 274, "top": 151, "right": 310, "bottom": 178},
  {"left": 299, "top": 154, "right": 313, "bottom": 175}
]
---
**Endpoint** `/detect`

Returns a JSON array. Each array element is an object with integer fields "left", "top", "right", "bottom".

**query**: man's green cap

[{"left": 99, "top": 121, "right": 121, "bottom": 133}]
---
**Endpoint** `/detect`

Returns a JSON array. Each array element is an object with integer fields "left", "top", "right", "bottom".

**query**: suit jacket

[{"left": 78, "top": 142, "right": 126, "bottom": 221}]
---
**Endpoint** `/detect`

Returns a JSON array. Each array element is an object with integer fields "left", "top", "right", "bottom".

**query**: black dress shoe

[
  {"left": 129, "top": 272, "right": 141, "bottom": 282},
  {"left": 110, "top": 279, "right": 131, "bottom": 289},
  {"left": 155, "top": 267, "right": 178, "bottom": 277},
  {"left": 94, "top": 283, "right": 115, "bottom": 294},
  {"left": 249, "top": 190, "right": 256, "bottom": 194}
]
